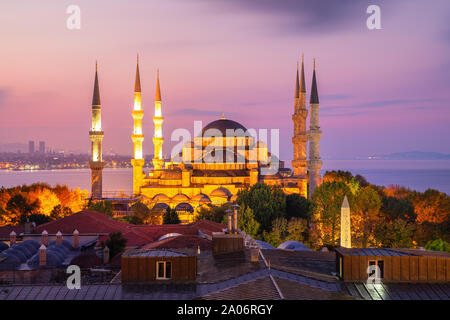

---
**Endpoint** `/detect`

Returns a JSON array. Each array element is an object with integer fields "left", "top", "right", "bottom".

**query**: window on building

[{"left": 156, "top": 261, "right": 172, "bottom": 280}]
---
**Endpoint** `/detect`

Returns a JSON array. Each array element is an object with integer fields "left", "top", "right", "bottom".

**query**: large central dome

[{"left": 201, "top": 118, "right": 247, "bottom": 136}]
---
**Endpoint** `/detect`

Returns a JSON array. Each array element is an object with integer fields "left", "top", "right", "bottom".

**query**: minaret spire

[
  {"left": 131, "top": 55, "right": 145, "bottom": 195},
  {"left": 308, "top": 58, "right": 322, "bottom": 199},
  {"left": 89, "top": 61, "right": 105, "bottom": 200},
  {"left": 92, "top": 61, "right": 101, "bottom": 106},
  {"left": 300, "top": 54, "right": 306, "bottom": 93},
  {"left": 153, "top": 69, "right": 164, "bottom": 170},
  {"left": 135, "top": 54, "right": 141, "bottom": 93},
  {"left": 291, "top": 54, "right": 309, "bottom": 198},
  {"left": 155, "top": 68, "right": 161, "bottom": 101},
  {"left": 310, "top": 58, "right": 319, "bottom": 104},
  {"left": 295, "top": 61, "right": 300, "bottom": 99}
]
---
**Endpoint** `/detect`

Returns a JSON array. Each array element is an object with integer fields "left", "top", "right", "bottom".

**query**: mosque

[{"left": 88, "top": 55, "right": 322, "bottom": 221}]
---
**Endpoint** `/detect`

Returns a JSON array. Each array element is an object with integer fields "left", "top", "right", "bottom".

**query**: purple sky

[{"left": 0, "top": 0, "right": 449, "bottom": 160}]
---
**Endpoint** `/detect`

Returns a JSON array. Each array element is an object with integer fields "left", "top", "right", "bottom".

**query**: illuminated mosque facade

[{"left": 89, "top": 55, "right": 322, "bottom": 220}]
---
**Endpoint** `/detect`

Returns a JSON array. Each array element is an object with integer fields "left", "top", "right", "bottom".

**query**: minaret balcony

[
  {"left": 132, "top": 134, "right": 144, "bottom": 143},
  {"left": 132, "top": 110, "right": 144, "bottom": 119}
]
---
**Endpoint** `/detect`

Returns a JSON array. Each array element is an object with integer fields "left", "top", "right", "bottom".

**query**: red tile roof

[
  {"left": 142, "top": 234, "right": 212, "bottom": 251},
  {"left": 0, "top": 225, "right": 25, "bottom": 240},
  {"left": 34, "top": 210, "right": 132, "bottom": 234},
  {"left": 29, "top": 210, "right": 225, "bottom": 249}
]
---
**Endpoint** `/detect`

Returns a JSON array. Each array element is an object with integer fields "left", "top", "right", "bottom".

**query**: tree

[
  {"left": 373, "top": 219, "right": 416, "bottom": 248},
  {"left": 195, "top": 204, "right": 230, "bottom": 224},
  {"left": 380, "top": 196, "right": 416, "bottom": 223},
  {"left": 323, "top": 170, "right": 360, "bottom": 195},
  {"left": 286, "top": 194, "right": 314, "bottom": 220},
  {"left": 88, "top": 201, "right": 114, "bottom": 216},
  {"left": 425, "top": 239, "right": 450, "bottom": 253},
  {"left": 104, "top": 232, "right": 127, "bottom": 258},
  {"left": 311, "top": 181, "right": 351, "bottom": 247},
  {"left": 6, "top": 193, "right": 39, "bottom": 222},
  {"left": 262, "top": 217, "right": 308, "bottom": 247},
  {"left": 30, "top": 188, "right": 61, "bottom": 216},
  {"left": 130, "top": 201, "right": 151, "bottom": 225},
  {"left": 19, "top": 213, "right": 52, "bottom": 225},
  {"left": 163, "top": 208, "right": 181, "bottom": 224},
  {"left": 237, "top": 184, "right": 286, "bottom": 233},
  {"left": 263, "top": 218, "right": 289, "bottom": 248},
  {"left": 286, "top": 218, "right": 308, "bottom": 243},
  {"left": 408, "top": 189, "right": 450, "bottom": 224},
  {"left": 238, "top": 206, "right": 260, "bottom": 238},
  {"left": 351, "top": 186, "right": 382, "bottom": 248},
  {"left": 50, "top": 204, "right": 72, "bottom": 220}
]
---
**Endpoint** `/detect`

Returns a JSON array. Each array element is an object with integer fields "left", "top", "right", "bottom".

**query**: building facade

[{"left": 88, "top": 56, "right": 322, "bottom": 218}]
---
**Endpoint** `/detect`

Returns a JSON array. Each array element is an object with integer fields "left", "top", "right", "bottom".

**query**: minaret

[
  {"left": 131, "top": 55, "right": 145, "bottom": 195},
  {"left": 291, "top": 55, "right": 308, "bottom": 198},
  {"left": 89, "top": 61, "right": 105, "bottom": 200},
  {"left": 308, "top": 59, "right": 323, "bottom": 199},
  {"left": 152, "top": 69, "right": 164, "bottom": 170}
]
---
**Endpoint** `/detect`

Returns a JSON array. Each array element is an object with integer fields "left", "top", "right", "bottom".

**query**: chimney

[
  {"left": 233, "top": 208, "right": 238, "bottom": 234},
  {"left": 9, "top": 231, "right": 16, "bottom": 246},
  {"left": 103, "top": 246, "right": 110, "bottom": 264},
  {"left": 41, "top": 230, "right": 48, "bottom": 246},
  {"left": 24, "top": 221, "right": 33, "bottom": 234},
  {"left": 73, "top": 229, "right": 79, "bottom": 249},
  {"left": 227, "top": 213, "right": 233, "bottom": 233},
  {"left": 56, "top": 231, "right": 63, "bottom": 244},
  {"left": 39, "top": 245, "right": 47, "bottom": 266}
]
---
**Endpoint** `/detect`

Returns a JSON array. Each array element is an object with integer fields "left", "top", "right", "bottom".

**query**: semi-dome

[
  {"left": 172, "top": 193, "right": 190, "bottom": 202},
  {"left": 201, "top": 118, "right": 248, "bottom": 137},
  {"left": 153, "top": 193, "right": 170, "bottom": 203},
  {"left": 210, "top": 187, "right": 231, "bottom": 198}
]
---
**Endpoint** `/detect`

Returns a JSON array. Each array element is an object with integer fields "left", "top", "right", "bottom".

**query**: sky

[{"left": 0, "top": 0, "right": 449, "bottom": 160}]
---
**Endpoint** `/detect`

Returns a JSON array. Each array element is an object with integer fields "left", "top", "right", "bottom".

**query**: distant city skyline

[{"left": 0, "top": 0, "right": 449, "bottom": 160}]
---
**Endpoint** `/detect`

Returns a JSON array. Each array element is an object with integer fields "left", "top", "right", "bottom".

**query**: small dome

[
  {"left": 210, "top": 187, "right": 231, "bottom": 198},
  {"left": 201, "top": 118, "right": 248, "bottom": 137},
  {"left": 192, "top": 194, "right": 211, "bottom": 204},
  {"left": 0, "top": 242, "right": 9, "bottom": 253},
  {"left": 153, "top": 193, "right": 170, "bottom": 202},
  {"left": 192, "top": 193, "right": 207, "bottom": 201},
  {"left": 277, "top": 241, "right": 311, "bottom": 251},
  {"left": 0, "top": 252, "right": 21, "bottom": 270},
  {"left": 11, "top": 243, "right": 34, "bottom": 259},
  {"left": 256, "top": 240, "right": 275, "bottom": 250},
  {"left": 172, "top": 193, "right": 190, "bottom": 202},
  {"left": 3, "top": 248, "right": 28, "bottom": 263},
  {"left": 158, "top": 233, "right": 182, "bottom": 241}
]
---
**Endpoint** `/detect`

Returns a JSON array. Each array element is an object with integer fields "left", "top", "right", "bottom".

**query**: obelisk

[{"left": 340, "top": 195, "right": 351, "bottom": 248}]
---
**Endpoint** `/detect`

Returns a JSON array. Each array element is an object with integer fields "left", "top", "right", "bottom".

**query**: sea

[{"left": 0, "top": 160, "right": 449, "bottom": 195}]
